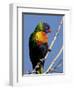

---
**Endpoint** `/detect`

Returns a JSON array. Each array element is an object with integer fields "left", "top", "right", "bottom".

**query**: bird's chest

[{"left": 34, "top": 31, "right": 48, "bottom": 46}]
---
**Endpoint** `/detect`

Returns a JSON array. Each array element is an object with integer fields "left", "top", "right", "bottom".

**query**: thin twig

[{"left": 46, "top": 59, "right": 63, "bottom": 73}]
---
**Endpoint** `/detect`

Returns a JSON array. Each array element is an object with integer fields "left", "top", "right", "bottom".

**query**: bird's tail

[{"left": 35, "top": 60, "right": 44, "bottom": 74}]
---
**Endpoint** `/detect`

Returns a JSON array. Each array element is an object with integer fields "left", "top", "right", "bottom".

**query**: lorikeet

[{"left": 29, "top": 22, "right": 51, "bottom": 74}]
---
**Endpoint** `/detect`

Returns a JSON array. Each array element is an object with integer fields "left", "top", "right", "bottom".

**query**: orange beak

[{"left": 48, "top": 29, "right": 51, "bottom": 33}]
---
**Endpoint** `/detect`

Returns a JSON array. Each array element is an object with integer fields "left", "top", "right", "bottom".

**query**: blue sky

[{"left": 23, "top": 13, "right": 63, "bottom": 74}]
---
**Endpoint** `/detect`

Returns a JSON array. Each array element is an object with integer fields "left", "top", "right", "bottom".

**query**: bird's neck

[{"left": 34, "top": 31, "right": 48, "bottom": 46}]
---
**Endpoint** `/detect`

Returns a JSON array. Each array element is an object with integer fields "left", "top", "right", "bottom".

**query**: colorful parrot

[{"left": 29, "top": 22, "right": 51, "bottom": 74}]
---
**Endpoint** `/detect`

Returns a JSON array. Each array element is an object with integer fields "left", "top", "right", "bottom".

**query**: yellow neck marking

[{"left": 35, "top": 31, "right": 48, "bottom": 43}]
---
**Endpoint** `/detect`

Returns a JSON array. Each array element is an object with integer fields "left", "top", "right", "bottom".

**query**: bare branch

[{"left": 44, "top": 46, "right": 63, "bottom": 74}]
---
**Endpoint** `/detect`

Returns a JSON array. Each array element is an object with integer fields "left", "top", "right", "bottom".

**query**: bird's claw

[{"left": 48, "top": 48, "right": 51, "bottom": 52}]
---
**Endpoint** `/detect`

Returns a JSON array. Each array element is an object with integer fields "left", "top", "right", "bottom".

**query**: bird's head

[
  {"left": 43, "top": 22, "right": 51, "bottom": 33},
  {"left": 35, "top": 22, "right": 51, "bottom": 33}
]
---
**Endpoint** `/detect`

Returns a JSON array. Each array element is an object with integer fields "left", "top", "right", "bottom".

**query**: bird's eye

[
  {"left": 45, "top": 26, "right": 49, "bottom": 30},
  {"left": 45, "top": 29, "right": 48, "bottom": 33}
]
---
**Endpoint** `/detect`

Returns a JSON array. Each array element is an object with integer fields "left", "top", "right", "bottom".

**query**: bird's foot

[{"left": 48, "top": 48, "right": 51, "bottom": 52}]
